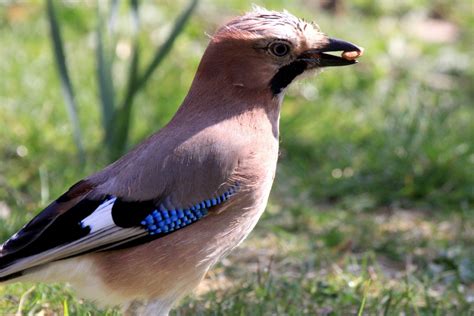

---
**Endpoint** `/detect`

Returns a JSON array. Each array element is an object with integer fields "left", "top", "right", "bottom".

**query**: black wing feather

[
  {"left": 0, "top": 198, "right": 102, "bottom": 267},
  {"left": 0, "top": 180, "right": 238, "bottom": 281}
]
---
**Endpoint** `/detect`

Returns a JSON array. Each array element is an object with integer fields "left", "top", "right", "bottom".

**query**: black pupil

[{"left": 273, "top": 44, "right": 288, "bottom": 56}]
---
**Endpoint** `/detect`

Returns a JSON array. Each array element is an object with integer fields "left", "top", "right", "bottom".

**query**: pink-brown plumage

[{"left": 0, "top": 7, "right": 362, "bottom": 315}]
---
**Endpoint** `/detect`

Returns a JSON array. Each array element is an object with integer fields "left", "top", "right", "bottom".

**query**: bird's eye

[{"left": 269, "top": 42, "right": 290, "bottom": 57}]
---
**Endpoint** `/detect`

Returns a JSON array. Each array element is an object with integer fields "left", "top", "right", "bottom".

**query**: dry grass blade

[{"left": 15, "top": 286, "right": 35, "bottom": 316}]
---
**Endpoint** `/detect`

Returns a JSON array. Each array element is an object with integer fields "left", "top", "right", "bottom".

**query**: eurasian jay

[{"left": 0, "top": 7, "right": 362, "bottom": 315}]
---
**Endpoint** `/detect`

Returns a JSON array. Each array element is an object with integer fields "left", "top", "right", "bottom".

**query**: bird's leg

[
  {"left": 123, "top": 300, "right": 147, "bottom": 316},
  {"left": 123, "top": 298, "right": 172, "bottom": 316}
]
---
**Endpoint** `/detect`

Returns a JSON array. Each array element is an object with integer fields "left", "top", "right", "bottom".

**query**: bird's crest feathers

[{"left": 213, "top": 7, "right": 321, "bottom": 44}]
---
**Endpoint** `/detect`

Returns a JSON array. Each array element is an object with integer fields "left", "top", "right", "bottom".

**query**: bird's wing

[{"left": 0, "top": 177, "right": 240, "bottom": 280}]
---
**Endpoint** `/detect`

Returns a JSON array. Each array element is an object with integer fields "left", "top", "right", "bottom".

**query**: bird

[{"left": 0, "top": 7, "right": 362, "bottom": 316}]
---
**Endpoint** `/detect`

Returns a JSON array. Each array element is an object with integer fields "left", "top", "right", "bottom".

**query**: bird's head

[{"left": 195, "top": 7, "right": 363, "bottom": 97}]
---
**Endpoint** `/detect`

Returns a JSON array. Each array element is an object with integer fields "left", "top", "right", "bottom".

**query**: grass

[{"left": 0, "top": 0, "right": 473, "bottom": 315}]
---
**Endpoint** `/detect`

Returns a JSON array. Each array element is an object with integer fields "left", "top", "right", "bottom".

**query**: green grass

[{"left": 0, "top": 0, "right": 473, "bottom": 315}]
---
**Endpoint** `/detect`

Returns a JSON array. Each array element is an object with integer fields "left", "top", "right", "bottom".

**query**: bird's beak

[{"left": 299, "top": 37, "right": 363, "bottom": 68}]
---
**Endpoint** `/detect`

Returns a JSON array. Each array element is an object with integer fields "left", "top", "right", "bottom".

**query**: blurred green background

[{"left": 0, "top": 0, "right": 472, "bottom": 315}]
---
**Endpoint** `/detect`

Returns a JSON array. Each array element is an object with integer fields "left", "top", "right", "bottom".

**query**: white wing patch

[{"left": 81, "top": 197, "right": 117, "bottom": 233}]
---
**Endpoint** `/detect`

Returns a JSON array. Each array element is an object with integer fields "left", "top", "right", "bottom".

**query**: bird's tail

[{"left": 0, "top": 245, "right": 27, "bottom": 283}]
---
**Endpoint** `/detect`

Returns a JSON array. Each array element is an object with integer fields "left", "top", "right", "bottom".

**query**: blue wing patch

[
  {"left": 141, "top": 208, "right": 208, "bottom": 235},
  {"left": 140, "top": 183, "right": 240, "bottom": 235},
  {"left": 0, "top": 182, "right": 241, "bottom": 281}
]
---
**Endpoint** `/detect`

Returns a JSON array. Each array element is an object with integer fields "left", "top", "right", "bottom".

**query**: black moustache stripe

[{"left": 269, "top": 60, "right": 307, "bottom": 95}]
